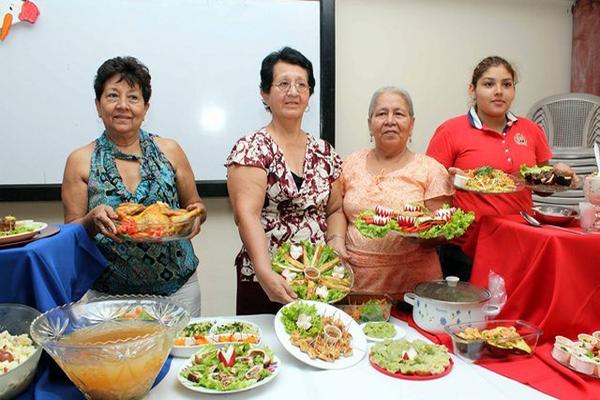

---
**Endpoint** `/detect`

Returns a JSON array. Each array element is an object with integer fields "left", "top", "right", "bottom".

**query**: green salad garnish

[
  {"left": 280, "top": 301, "right": 322, "bottom": 338},
  {"left": 370, "top": 339, "right": 450, "bottom": 375}
]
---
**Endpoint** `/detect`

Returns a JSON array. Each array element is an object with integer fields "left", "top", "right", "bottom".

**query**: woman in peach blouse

[{"left": 331, "top": 87, "right": 454, "bottom": 299}]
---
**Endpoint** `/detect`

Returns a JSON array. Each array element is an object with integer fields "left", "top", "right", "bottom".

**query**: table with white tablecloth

[{"left": 148, "top": 315, "right": 554, "bottom": 400}]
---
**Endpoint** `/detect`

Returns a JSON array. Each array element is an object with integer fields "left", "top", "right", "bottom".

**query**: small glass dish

[
  {"left": 335, "top": 292, "right": 393, "bottom": 322},
  {"left": 444, "top": 319, "right": 542, "bottom": 362},
  {"left": 113, "top": 217, "right": 197, "bottom": 242},
  {"left": 0, "top": 304, "right": 43, "bottom": 400},
  {"left": 532, "top": 206, "right": 578, "bottom": 226}
]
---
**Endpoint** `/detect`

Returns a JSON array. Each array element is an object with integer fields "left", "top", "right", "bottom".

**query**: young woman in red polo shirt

[{"left": 426, "top": 56, "right": 574, "bottom": 281}]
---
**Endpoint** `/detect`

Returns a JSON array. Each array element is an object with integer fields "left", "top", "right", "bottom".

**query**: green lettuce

[{"left": 280, "top": 302, "right": 322, "bottom": 337}]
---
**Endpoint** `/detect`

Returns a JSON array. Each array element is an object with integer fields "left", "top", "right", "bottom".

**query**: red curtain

[{"left": 571, "top": 0, "right": 600, "bottom": 95}]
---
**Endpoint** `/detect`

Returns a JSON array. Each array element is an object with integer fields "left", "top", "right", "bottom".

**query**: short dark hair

[
  {"left": 471, "top": 56, "right": 518, "bottom": 87},
  {"left": 94, "top": 56, "right": 152, "bottom": 103},
  {"left": 260, "top": 46, "right": 316, "bottom": 105}
]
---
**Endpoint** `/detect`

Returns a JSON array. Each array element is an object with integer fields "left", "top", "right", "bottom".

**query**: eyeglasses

[{"left": 272, "top": 80, "right": 310, "bottom": 94}]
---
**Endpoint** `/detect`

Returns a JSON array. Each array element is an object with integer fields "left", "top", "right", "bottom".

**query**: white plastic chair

[
  {"left": 527, "top": 92, "right": 600, "bottom": 159},
  {"left": 527, "top": 93, "right": 600, "bottom": 207}
]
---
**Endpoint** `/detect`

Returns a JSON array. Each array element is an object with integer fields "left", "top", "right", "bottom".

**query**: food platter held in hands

[
  {"left": 113, "top": 201, "right": 200, "bottom": 242},
  {"left": 177, "top": 343, "right": 280, "bottom": 393},
  {"left": 519, "top": 164, "right": 579, "bottom": 194},
  {"left": 355, "top": 204, "right": 474, "bottom": 240},
  {"left": 271, "top": 241, "right": 353, "bottom": 303},
  {"left": 453, "top": 166, "right": 524, "bottom": 194},
  {"left": 274, "top": 300, "right": 367, "bottom": 370}
]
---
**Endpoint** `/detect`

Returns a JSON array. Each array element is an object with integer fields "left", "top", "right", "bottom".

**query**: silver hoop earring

[{"left": 369, "top": 135, "right": 373, "bottom": 143}]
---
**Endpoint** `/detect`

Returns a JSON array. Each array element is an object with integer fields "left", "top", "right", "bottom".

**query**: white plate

[
  {"left": 177, "top": 350, "right": 281, "bottom": 394},
  {"left": 274, "top": 300, "right": 367, "bottom": 370},
  {"left": 171, "top": 318, "right": 263, "bottom": 358},
  {"left": 359, "top": 322, "right": 406, "bottom": 342},
  {"left": 210, "top": 319, "right": 262, "bottom": 346},
  {"left": 453, "top": 173, "right": 524, "bottom": 195},
  {"left": 0, "top": 221, "right": 47, "bottom": 245},
  {"left": 171, "top": 318, "right": 219, "bottom": 358}
]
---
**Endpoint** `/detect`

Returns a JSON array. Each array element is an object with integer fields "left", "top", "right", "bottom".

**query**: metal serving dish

[{"left": 532, "top": 206, "right": 578, "bottom": 226}]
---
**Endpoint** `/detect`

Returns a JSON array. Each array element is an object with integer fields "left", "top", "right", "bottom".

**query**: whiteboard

[{"left": 0, "top": 0, "right": 321, "bottom": 186}]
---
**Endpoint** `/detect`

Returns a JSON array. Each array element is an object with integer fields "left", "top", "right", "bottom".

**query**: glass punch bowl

[{"left": 30, "top": 295, "right": 190, "bottom": 400}]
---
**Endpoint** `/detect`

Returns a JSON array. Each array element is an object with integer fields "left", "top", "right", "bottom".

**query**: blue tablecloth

[
  {"left": 0, "top": 223, "right": 171, "bottom": 399},
  {"left": 0, "top": 223, "right": 107, "bottom": 312}
]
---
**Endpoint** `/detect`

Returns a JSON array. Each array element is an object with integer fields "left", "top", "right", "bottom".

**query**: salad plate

[
  {"left": 355, "top": 204, "right": 474, "bottom": 240},
  {"left": 178, "top": 343, "right": 280, "bottom": 393},
  {"left": 359, "top": 322, "right": 405, "bottom": 342},
  {"left": 0, "top": 221, "right": 47, "bottom": 245},
  {"left": 368, "top": 339, "right": 452, "bottom": 380},
  {"left": 171, "top": 318, "right": 262, "bottom": 358},
  {"left": 369, "top": 355, "right": 453, "bottom": 380},
  {"left": 274, "top": 300, "right": 367, "bottom": 370}
]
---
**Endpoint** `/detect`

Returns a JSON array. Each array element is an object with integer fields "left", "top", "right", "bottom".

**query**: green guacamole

[{"left": 363, "top": 322, "right": 396, "bottom": 339}]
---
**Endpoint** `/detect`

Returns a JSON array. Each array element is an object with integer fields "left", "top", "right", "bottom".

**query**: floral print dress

[{"left": 226, "top": 128, "right": 342, "bottom": 283}]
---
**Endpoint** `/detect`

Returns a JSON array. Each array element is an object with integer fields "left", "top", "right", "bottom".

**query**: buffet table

[
  {"left": 0, "top": 223, "right": 107, "bottom": 312},
  {"left": 464, "top": 214, "right": 600, "bottom": 341},
  {"left": 149, "top": 314, "right": 553, "bottom": 400},
  {"left": 459, "top": 214, "right": 600, "bottom": 399}
]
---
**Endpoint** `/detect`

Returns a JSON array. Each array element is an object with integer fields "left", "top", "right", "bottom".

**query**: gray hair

[{"left": 368, "top": 86, "right": 414, "bottom": 119}]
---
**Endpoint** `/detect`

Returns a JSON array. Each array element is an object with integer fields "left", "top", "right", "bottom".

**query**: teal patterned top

[{"left": 88, "top": 130, "right": 198, "bottom": 296}]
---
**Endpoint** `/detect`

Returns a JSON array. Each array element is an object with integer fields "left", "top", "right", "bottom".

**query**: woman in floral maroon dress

[{"left": 226, "top": 47, "right": 346, "bottom": 315}]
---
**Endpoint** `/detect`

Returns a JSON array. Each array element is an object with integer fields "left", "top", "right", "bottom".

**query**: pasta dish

[{"left": 465, "top": 167, "right": 516, "bottom": 193}]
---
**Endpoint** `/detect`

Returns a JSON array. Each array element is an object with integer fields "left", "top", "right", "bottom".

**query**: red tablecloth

[
  {"left": 444, "top": 214, "right": 600, "bottom": 399},
  {"left": 392, "top": 309, "right": 600, "bottom": 400},
  {"left": 464, "top": 214, "right": 600, "bottom": 342}
]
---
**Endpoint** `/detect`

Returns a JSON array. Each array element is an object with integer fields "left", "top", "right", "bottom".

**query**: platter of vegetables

[
  {"left": 178, "top": 343, "right": 279, "bottom": 393},
  {"left": 355, "top": 204, "right": 474, "bottom": 240},
  {"left": 271, "top": 241, "right": 353, "bottom": 303}
]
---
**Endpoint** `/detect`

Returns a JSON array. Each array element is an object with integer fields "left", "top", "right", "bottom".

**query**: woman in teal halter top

[{"left": 62, "top": 57, "right": 207, "bottom": 313}]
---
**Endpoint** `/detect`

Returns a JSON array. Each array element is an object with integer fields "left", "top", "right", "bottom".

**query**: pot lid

[{"left": 414, "top": 276, "right": 490, "bottom": 303}]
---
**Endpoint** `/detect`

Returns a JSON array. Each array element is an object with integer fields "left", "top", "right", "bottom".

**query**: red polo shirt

[{"left": 426, "top": 108, "right": 552, "bottom": 245}]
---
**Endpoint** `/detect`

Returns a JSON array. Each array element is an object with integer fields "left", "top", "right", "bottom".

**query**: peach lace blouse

[{"left": 341, "top": 149, "right": 454, "bottom": 299}]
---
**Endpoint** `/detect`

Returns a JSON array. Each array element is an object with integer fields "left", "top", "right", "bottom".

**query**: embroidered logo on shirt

[{"left": 514, "top": 133, "right": 527, "bottom": 146}]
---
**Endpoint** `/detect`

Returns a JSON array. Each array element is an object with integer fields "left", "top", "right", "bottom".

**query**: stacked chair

[{"left": 526, "top": 92, "right": 600, "bottom": 207}]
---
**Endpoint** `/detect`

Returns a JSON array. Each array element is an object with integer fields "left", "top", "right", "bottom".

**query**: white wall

[
  {"left": 0, "top": 0, "right": 573, "bottom": 316},
  {"left": 336, "top": 0, "right": 574, "bottom": 156}
]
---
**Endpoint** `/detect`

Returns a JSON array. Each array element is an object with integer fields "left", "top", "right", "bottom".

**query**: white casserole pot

[{"left": 404, "top": 276, "right": 500, "bottom": 334}]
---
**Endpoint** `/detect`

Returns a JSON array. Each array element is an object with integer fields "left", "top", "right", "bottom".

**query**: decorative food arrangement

[
  {"left": 178, "top": 343, "right": 279, "bottom": 393},
  {"left": 454, "top": 166, "right": 521, "bottom": 194},
  {"left": 113, "top": 201, "right": 200, "bottom": 241},
  {"left": 172, "top": 319, "right": 261, "bottom": 358},
  {"left": 274, "top": 300, "right": 367, "bottom": 369},
  {"left": 361, "top": 321, "right": 403, "bottom": 341},
  {"left": 280, "top": 301, "right": 352, "bottom": 361},
  {"left": 520, "top": 164, "right": 576, "bottom": 192},
  {"left": 551, "top": 331, "right": 600, "bottom": 378},
  {"left": 445, "top": 320, "right": 541, "bottom": 362},
  {"left": 0, "top": 331, "right": 37, "bottom": 376},
  {"left": 369, "top": 339, "right": 452, "bottom": 380},
  {"left": 271, "top": 241, "right": 353, "bottom": 303},
  {"left": 355, "top": 204, "right": 474, "bottom": 240}
]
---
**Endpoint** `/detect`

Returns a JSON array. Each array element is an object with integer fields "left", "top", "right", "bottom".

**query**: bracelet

[{"left": 326, "top": 234, "right": 345, "bottom": 243}]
